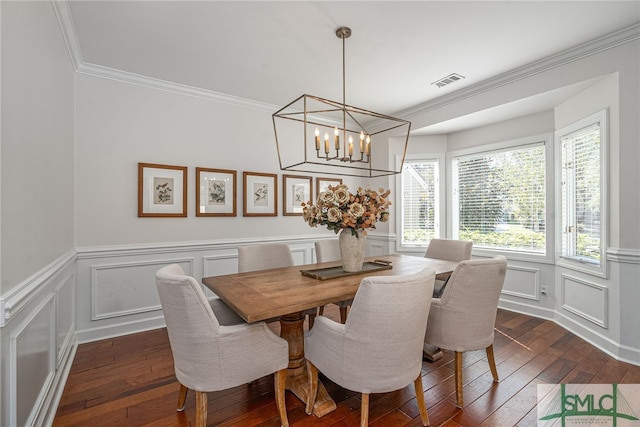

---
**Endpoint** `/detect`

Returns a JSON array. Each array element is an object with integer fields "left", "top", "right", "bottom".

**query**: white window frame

[
  {"left": 555, "top": 109, "right": 608, "bottom": 278},
  {"left": 395, "top": 153, "right": 446, "bottom": 253},
  {"left": 447, "top": 134, "right": 554, "bottom": 263}
]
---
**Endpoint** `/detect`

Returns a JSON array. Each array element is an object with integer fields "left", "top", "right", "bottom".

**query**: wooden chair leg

[
  {"left": 306, "top": 360, "right": 319, "bottom": 415},
  {"left": 413, "top": 375, "right": 430, "bottom": 426},
  {"left": 177, "top": 384, "right": 188, "bottom": 411},
  {"left": 339, "top": 306, "right": 348, "bottom": 324},
  {"left": 486, "top": 344, "right": 499, "bottom": 382},
  {"left": 195, "top": 391, "right": 207, "bottom": 427},
  {"left": 308, "top": 313, "right": 316, "bottom": 329},
  {"left": 318, "top": 305, "right": 325, "bottom": 316},
  {"left": 360, "top": 393, "right": 370, "bottom": 427},
  {"left": 274, "top": 369, "right": 289, "bottom": 427},
  {"left": 454, "top": 351, "right": 464, "bottom": 408}
]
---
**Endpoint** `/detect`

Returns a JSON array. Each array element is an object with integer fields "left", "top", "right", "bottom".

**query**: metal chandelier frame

[{"left": 272, "top": 27, "right": 411, "bottom": 178}]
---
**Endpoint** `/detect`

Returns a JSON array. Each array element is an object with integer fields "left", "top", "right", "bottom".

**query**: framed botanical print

[
  {"left": 283, "top": 174, "right": 312, "bottom": 216},
  {"left": 196, "top": 167, "right": 237, "bottom": 217},
  {"left": 243, "top": 171, "right": 277, "bottom": 216},
  {"left": 138, "top": 162, "right": 187, "bottom": 217},
  {"left": 316, "top": 177, "right": 342, "bottom": 199}
]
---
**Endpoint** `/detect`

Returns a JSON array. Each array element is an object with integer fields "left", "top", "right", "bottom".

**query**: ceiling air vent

[{"left": 431, "top": 73, "right": 465, "bottom": 88}]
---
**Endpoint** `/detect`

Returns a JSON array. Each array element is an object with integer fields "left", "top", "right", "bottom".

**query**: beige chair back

[
  {"left": 238, "top": 243, "right": 294, "bottom": 272},
  {"left": 314, "top": 239, "right": 341, "bottom": 263},
  {"left": 425, "top": 238, "right": 473, "bottom": 262},
  {"left": 305, "top": 268, "right": 436, "bottom": 425},
  {"left": 306, "top": 267, "right": 435, "bottom": 393},
  {"left": 426, "top": 256, "right": 507, "bottom": 352},
  {"left": 156, "top": 264, "right": 290, "bottom": 426},
  {"left": 155, "top": 264, "right": 288, "bottom": 391}
]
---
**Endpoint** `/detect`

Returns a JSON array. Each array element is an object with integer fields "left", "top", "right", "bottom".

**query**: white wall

[
  {"left": 552, "top": 73, "right": 640, "bottom": 361},
  {"left": 1, "top": 1, "right": 75, "bottom": 292},
  {"left": 446, "top": 110, "right": 556, "bottom": 151},
  {"left": 74, "top": 73, "right": 364, "bottom": 247},
  {"left": 0, "top": 2, "right": 76, "bottom": 427}
]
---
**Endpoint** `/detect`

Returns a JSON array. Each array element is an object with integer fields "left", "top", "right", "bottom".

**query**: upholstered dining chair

[
  {"left": 155, "top": 264, "right": 290, "bottom": 427},
  {"left": 422, "top": 239, "right": 474, "bottom": 362},
  {"left": 314, "top": 239, "right": 352, "bottom": 323},
  {"left": 305, "top": 268, "right": 436, "bottom": 426},
  {"left": 238, "top": 243, "right": 318, "bottom": 327},
  {"left": 424, "top": 255, "right": 507, "bottom": 408},
  {"left": 424, "top": 238, "right": 473, "bottom": 297}
]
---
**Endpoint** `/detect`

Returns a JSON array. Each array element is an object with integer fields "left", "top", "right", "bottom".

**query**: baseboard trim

[
  {"left": 39, "top": 336, "right": 78, "bottom": 427},
  {"left": 76, "top": 315, "right": 166, "bottom": 344}
]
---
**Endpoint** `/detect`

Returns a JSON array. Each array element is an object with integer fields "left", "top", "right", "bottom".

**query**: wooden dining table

[{"left": 202, "top": 253, "right": 458, "bottom": 417}]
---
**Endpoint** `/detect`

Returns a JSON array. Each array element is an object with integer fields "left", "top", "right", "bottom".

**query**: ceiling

[{"left": 67, "top": 1, "right": 640, "bottom": 134}]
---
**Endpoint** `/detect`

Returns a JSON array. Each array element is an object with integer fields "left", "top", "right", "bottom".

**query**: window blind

[
  {"left": 452, "top": 143, "right": 546, "bottom": 253},
  {"left": 401, "top": 160, "right": 438, "bottom": 245},
  {"left": 560, "top": 122, "right": 601, "bottom": 264}
]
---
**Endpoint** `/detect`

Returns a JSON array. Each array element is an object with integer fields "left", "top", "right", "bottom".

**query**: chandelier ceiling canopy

[{"left": 272, "top": 27, "right": 411, "bottom": 178}]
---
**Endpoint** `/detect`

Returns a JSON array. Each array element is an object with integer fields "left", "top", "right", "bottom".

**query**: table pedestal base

[
  {"left": 423, "top": 343, "right": 443, "bottom": 362},
  {"left": 279, "top": 312, "right": 337, "bottom": 417},
  {"left": 285, "top": 371, "right": 336, "bottom": 417}
]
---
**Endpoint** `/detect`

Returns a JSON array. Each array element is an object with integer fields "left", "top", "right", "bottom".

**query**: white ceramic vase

[{"left": 339, "top": 228, "right": 367, "bottom": 272}]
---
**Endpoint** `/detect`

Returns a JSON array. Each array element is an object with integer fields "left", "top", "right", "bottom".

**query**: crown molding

[
  {"left": 51, "top": 0, "right": 276, "bottom": 111},
  {"left": 51, "top": 0, "right": 83, "bottom": 70},
  {"left": 53, "top": 0, "right": 639, "bottom": 117},
  {"left": 75, "top": 62, "right": 278, "bottom": 112},
  {"left": 396, "top": 23, "right": 640, "bottom": 121}
]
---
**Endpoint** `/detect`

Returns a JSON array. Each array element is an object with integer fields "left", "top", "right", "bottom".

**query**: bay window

[
  {"left": 451, "top": 136, "right": 549, "bottom": 255},
  {"left": 399, "top": 158, "right": 441, "bottom": 249},
  {"left": 556, "top": 110, "right": 607, "bottom": 272}
]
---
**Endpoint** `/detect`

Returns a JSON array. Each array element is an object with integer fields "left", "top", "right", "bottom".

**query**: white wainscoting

[
  {"left": 2, "top": 237, "right": 639, "bottom": 427},
  {"left": 75, "top": 234, "right": 389, "bottom": 343},
  {"left": 0, "top": 251, "right": 77, "bottom": 427},
  {"left": 90, "top": 258, "right": 194, "bottom": 320},
  {"left": 501, "top": 264, "right": 540, "bottom": 301},
  {"left": 560, "top": 273, "right": 608, "bottom": 328}
]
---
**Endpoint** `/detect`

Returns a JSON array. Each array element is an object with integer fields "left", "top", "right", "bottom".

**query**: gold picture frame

[
  {"left": 196, "top": 167, "right": 237, "bottom": 217},
  {"left": 283, "top": 174, "right": 312, "bottom": 216},
  {"left": 316, "top": 177, "right": 343, "bottom": 200},
  {"left": 243, "top": 171, "right": 278, "bottom": 216},
  {"left": 138, "top": 162, "right": 187, "bottom": 217}
]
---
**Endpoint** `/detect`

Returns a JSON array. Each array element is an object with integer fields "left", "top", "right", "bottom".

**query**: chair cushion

[
  {"left": 209, "top": 298, "right": 245, "bottom": 326},
  {"left": 432, "top": 279, "right": 448, "bottom": 298}
]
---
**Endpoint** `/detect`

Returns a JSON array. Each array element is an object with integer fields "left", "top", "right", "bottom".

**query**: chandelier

[{"left": 272, "top": 27, "right": 411, "bottom": 178}]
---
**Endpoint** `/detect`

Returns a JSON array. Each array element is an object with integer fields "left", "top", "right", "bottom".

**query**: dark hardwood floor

[{"left": 53, "top": 306, "right": 640, "bottom": 427}]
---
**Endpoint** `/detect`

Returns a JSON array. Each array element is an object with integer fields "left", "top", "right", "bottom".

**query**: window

[
  {"left": 451, "top": 138, "right": 547, "bottom": 254},
  {"left": 399, "top": 158, "right": 440, "bottom": 248},
  {"left": 557, "top": 110, "right": 607, "bottom": 270}
]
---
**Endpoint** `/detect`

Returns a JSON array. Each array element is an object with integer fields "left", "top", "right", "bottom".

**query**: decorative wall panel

[
  {"left": 11, "top": 296, "right": 55, "bottom": 427},
  {"left": 91, "top": 259, "right": 193, "bottom": 320},
  {"left": 501, "top": 265, "right": 540, "bottom": 300},
  {"left": 561, "top": 274, "right": 608, "bottom": 328}
]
